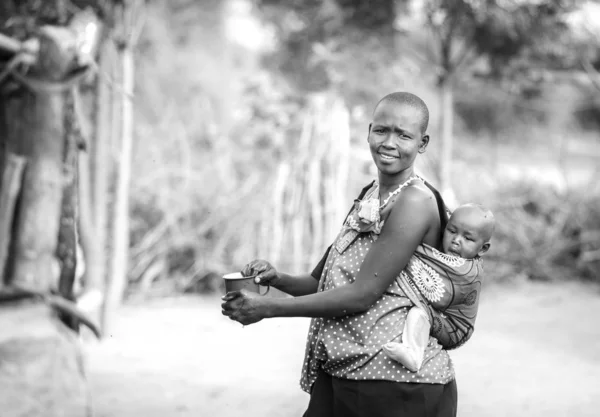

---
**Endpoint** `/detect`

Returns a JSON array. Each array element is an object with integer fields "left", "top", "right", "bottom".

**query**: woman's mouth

[{"left": 379, "top": 153, "right": 399, "bottom": 161}]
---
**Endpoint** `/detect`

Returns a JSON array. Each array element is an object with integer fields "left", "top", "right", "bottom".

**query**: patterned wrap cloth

[
  {"left": 300, "top": 181, "right": 457, "bottom": 394},
  {"left": 398, "top": 244, "right": 484, "bottom": 350}
]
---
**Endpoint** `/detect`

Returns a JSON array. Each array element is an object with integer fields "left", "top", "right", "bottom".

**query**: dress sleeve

[{"left": 310, "top": 245, "right": 331, "bottom": 280}]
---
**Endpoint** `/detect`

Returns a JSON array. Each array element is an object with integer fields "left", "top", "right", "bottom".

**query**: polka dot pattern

[{"left": 300, "top": 233, "right": 455, "bottom": 393}]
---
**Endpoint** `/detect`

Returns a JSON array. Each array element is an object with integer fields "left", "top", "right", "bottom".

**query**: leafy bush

[
  {"left": 454, "top": 81, "right": 546, "bottom": 138},
  {"left": 485, "top": 181, "right": 600, "bottom": 283}
]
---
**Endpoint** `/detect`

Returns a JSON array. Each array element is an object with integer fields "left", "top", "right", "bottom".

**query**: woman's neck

[{"left": 377, "top": 169, "right": 416, "bottom": 195}]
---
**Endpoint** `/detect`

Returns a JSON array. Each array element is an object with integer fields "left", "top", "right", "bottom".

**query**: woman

[{"left": 222, "top": 92, "right": 457, "bottom": 417}]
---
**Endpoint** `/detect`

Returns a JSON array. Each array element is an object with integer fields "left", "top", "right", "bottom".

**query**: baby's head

[{"left": 443, "top": 204, "right": 495, "bottom": 259}]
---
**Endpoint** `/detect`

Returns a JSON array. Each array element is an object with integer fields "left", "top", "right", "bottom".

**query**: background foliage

[{"left": 125, "top": 0, "right": 600, "bottom": 296}]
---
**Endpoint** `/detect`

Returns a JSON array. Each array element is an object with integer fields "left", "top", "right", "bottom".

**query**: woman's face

[{"left": 368, "top": 101, "right": 428, "bottom": 180}]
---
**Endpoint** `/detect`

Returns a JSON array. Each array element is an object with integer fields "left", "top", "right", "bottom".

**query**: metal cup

[{"left": 222, "top": 272, "right": 270, "bottom": 295}]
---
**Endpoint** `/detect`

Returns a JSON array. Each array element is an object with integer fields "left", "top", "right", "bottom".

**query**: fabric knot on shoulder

[{"left": 346, "top": 197, "right": 383, "bottom": 234}]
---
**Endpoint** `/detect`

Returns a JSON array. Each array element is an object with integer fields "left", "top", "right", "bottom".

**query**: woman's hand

[
  {"left": 221, "top": 290, "right": 268, "bottom": 325},
  {"left": 242, "top": 259, "right": 280, "bottom": 288}
]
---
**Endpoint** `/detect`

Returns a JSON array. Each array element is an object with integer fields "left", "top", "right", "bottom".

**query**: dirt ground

[{"left": 85, "top": 280, "right": 600, "bottom": 417}]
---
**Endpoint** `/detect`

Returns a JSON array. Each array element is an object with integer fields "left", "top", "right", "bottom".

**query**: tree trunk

[
  {"left": 0, "top": 153, "right": 26, "bottom": 286},
  {"left": 56, "top": 91, "right": 81, "bottom": 331},
  {"left": 11, "top": 91, "right": 66, "bottom": 292},
  {"left": 0, "top": 303, "right": 89, "bottom": 417},
  {"left": 103, "top": 43, "right": 134, "bottom": 332},
  {"left": 438, "top": 77, "right": 457, "bottom": 208},
  {"left": 77, "top": 43, "right": 112, "bottom": 323},
  {"left": 78, "top": 149, "right": 103, "bottom": 292},
  {"left": 0, "top": 10, "right": 102, "bottom": 416}
]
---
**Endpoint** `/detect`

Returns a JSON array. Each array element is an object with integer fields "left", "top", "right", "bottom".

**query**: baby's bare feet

[{"left": 383, "top": 342, "right": 422, "bottom": 372}]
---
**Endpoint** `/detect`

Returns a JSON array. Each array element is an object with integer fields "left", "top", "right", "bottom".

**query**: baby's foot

[{"left": 383, "top": 342, "right": 422, "bottom": 372}]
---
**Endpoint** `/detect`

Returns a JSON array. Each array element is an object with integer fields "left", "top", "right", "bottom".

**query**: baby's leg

[{"left": 382, "top": 307, "right": 430, "bottom": 372}]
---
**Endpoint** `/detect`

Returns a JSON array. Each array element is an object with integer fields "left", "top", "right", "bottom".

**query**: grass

[{"left": 85, "top": 280, "right": 600, "bottom": 417}]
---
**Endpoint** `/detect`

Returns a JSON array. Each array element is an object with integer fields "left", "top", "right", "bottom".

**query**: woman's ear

[
  {"left": 478, "top": 242, "right": 491, "bottom": 257},
  {"left": 418, "top": 134, "right": 430, "bottom": 153}
]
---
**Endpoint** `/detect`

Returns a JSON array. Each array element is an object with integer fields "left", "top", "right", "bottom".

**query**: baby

[{"left": 382, "top": 203, "right": 495, "bottom": 372}]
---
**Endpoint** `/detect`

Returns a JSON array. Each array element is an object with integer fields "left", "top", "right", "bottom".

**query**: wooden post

[
  {"left": 11, "top": 90, "right": 66, "bottom": 292},
  {"left": 103, "top": 41, "right": 134, "bottom": 331},
  {"left": 102, "top": 0, "right": 145, "bottom": 332},
  {"left": 0, "top": 8, "right": 102, "bottom": 417},
  {"left": 438, "top": 76, "right": 457, "bottom": 207},
  {"left": 0, "top": 153, "right": 26, "bottom": 286},
  {"left": 89, "top": 41, "right": 112, "bottom": 293},
  {"left": 8, "top": 9, "right": 102, "bottom": 295},
  {"left": 7, "top": 20, "right": 84, "bottom": 291},
  {"left": 55, "top": 91, "right": 80, "bottom": 330}
]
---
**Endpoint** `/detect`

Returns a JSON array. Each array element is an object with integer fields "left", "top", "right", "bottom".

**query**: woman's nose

[{"left": 381, "top": 133, "right": 395, "bottom": 147}]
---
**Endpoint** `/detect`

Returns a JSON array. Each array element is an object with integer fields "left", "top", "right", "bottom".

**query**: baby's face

[{"left": 442, "top": 208, "right": 490, "bottom": 259}]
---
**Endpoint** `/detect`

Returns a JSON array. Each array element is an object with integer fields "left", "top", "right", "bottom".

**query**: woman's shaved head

[{"left": 374, "top": 92, "right": 430, "bottom": 133}]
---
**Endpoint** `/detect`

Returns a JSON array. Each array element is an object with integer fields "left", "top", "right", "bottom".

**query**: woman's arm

[
  {"left": 273, "top": 273, "right": 319, "bottom": 296},
  {"left": 223, "top": 185, "right": 440, "bottom": 323},
  {"left": 270, "top": 245, "right": 330, "bottom": 296},
  {"left": 241, "top": 259, "right": 321, "bottom": 297}
]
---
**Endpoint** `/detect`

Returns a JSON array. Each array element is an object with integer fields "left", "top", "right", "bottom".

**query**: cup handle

[{"left": 259, "top": 284, "right": 270, "bottom": 296}]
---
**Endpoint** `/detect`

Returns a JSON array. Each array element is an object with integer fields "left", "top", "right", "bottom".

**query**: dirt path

[{"left": 86, "top": 281, "right": 600, "bottom": 417}]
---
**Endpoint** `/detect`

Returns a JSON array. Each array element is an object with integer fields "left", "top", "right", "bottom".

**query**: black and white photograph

[{"left": 0, "top": 1, "right": 599, "bottom": 416}]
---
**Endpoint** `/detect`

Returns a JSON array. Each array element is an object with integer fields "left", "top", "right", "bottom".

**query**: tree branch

[{"left": 581, "top": 58, "right": 600, "bottom": 92}]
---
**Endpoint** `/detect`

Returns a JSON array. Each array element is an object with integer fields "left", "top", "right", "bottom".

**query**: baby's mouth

[{"left": 447, "top": 249, "right": 461, "bottom": 257}]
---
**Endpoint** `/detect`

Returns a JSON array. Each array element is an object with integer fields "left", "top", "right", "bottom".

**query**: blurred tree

[
  {"left": 255, "top": 0, "right": 412, "bottom": 104},
  {"left": 396, "top": 0, "right": 581, "bottom": 199},
  {"left": 252, "top": 0, "right": 580, "bottom": 197},
  {"left": 0, "top": 1, "right": 133, "bottom": 415},
  {"left": 101, "top": 0, "right": 145, "bottom": 336}
]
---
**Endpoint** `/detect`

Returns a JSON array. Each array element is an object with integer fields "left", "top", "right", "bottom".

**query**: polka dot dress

[{"left": 299, "top": 190, "right": 456, "bottom": 393}]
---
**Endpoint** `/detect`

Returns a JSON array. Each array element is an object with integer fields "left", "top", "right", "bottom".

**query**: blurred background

[
  {"left": 1, "top": 0, "right": 600, "bottom": 416},
  {"left": 128, "top": 0, "right": 600, "bottom": 288}
]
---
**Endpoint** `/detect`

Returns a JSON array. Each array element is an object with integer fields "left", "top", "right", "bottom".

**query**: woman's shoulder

[
  {"left": 394, "top": 180, "right": 438, "bottom": 211},
  {"left": 384, "top": 179, "right": 441, "bottom": 242}
]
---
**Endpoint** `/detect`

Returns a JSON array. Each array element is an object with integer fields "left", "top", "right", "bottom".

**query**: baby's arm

[
  {"left": 427, "top": 303, "right": 475, "bottom": 350},
  {"left": 382, "top": 306, "right": 430, "bottom": 372}
]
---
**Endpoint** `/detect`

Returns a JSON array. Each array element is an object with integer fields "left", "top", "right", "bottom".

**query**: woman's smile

[{"left": 378, "top": 152, "right": 399, "bottom": 161}]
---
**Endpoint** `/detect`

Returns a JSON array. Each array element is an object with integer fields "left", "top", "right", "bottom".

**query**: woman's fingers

[
  {"left": 242, "top": 260, "right": 276, "bottom": 286},
  {"left": 220, "top": 289, "right": 263, "bottom": 325},
  {"left": 221, "top": 291, "right": 244, "bottom": 317},
  {"left": 242, "top": 260, "right": 261, "bottom": 276},
  {"left": 242, "top": 259, "right": 271, "bottom": 279},
  {"left": 255, "top": 270, "right": 271, "bottom": 284},
  {"left": 241, "top": 262, "right": 256, "bottom": 277},
  {"left": 221, "top": 290, "right": 242, "bottom": 302},
  {"left": 253, "top": 262, "right": 276, "bottom": 285}
]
